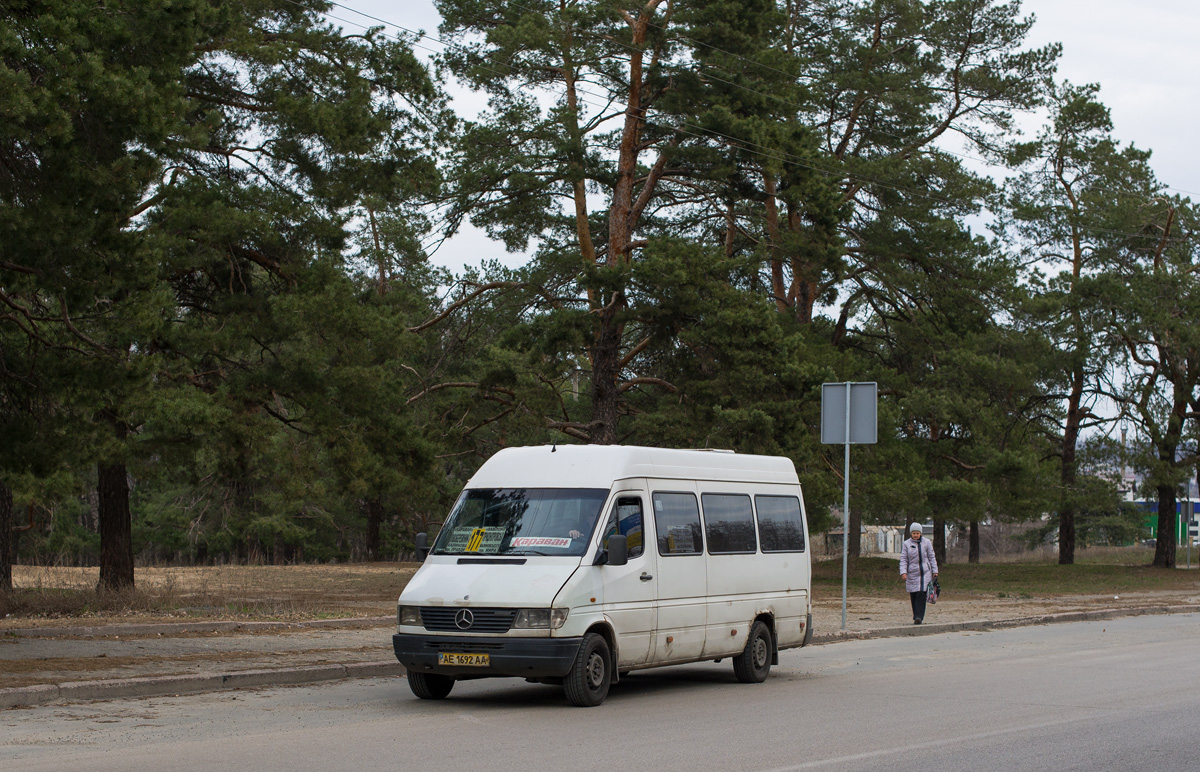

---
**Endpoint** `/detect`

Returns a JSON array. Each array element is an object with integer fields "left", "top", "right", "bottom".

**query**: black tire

[
  {"left": 732, "top": 620, "right": 772, "bottom": 683},
  {"left": 564, "top": 632, "right": 611, "bottom": 707},
  {"left": 408, "top": 671, "right": 455, "bottom": 700}
]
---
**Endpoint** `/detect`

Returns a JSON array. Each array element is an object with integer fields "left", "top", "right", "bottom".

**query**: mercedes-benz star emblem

[{"left": 454, "top": 609, "right": 474, "bottom": 630}]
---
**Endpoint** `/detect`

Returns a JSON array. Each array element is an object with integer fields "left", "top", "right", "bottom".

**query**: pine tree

[
  {"left": 2, "top": 1, "right": 445, "bottom": 573},
  {"left": 998, "top": 83, "right": 1181, "bottom": 564}
]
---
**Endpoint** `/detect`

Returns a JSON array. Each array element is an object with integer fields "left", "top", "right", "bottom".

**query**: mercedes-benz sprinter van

[{"left": 392, "top": 445, "right": 812, "bottom": 706}]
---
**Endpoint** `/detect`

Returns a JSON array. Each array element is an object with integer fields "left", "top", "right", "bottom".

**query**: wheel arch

[
  {"left": 754, "top": 611, "right": 779, "bottom": 665},
  {"left": 586, "top": 621, "right": 620, "bottom": 684}
]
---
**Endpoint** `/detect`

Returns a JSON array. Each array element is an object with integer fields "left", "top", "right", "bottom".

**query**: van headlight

[
  {"left": 397, "top": 605, "right": 422, "bottom": 626},
  {"left": 512, "top": 608, "right": 569, "bottom": 629}
]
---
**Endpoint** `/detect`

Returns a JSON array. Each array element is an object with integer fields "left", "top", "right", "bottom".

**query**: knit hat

[{"left": 909, "top": 523, "right": 923, "bottom": 535}]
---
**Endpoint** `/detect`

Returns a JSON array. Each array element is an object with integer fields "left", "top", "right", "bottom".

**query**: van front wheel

[
  {"left": 564, "top": 633, "right": 611, "bottom": 707},
  {"left": 733, "top": 621, "right": 772, "bottom": 683},
  {"left": 408, "top": 671, "right": 455, "bottom": 700}
]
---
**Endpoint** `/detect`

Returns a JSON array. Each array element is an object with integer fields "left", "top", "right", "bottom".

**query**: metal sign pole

[
  {"left": 842, "top": 382, "right": 851, "bottom": 631},
  {"left": 821, "top": 381, "right": 876, "bottom": 632},
  {"left": 1180, "top": 499, "right": 1190, "bottom": 571}
]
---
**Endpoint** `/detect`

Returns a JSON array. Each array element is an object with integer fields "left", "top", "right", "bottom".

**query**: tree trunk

[
  {"left": 586, "top": 7, "right": 660, "bottom": 446},
  {"left": 762, "top": 174, "right": 788, "bottom": 313},
  {"left": 968, "top": 520, "right": 980, "bottom": 564},
  {"left": 1057, "top": 500, "right": 1076, "bottom": 565},
  {"left": 847, "top": 507, "right": 861, "bottom": 561},
  {"left": 1058, "top": 375, "right": 1084, "bottom": 564},
  {"left": 1058, "top": 425, "right": 1080, "bottom": 564},
  {"left": 1152, "top": 484, "right": 1177, "bottom": 568},
  {"left": 793, "top": 268, "right": 816, "bottom": 325},
  {"left": 0, "top": 480, "right": 12, "bottom": 592},
  {"left": 366, "top": 497, "right": 384, "bottom": 562},
  {"left": 98, "top": 461, "right": 135, "bottom": 590},
  {"left": 84, "top": 487, "right": 99, "bottom": 532},
  {"left": 590, "top": 310, "right": 623, "bottom": 445},
  {"left": 932, "top": 518, "right": 946, "bottom": 564}
]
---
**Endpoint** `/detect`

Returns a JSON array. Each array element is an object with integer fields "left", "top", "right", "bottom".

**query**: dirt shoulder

[
  {"left": 812, "top": 587, "right": 1200, "bottom": 632},
  {"left": 4, "top": 587, "right": 1199, "bottom": 692}
]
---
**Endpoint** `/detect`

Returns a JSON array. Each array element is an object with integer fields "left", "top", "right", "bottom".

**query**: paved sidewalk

[{"left": 4, "top": 600, "right": 1199, "bottom": 709}]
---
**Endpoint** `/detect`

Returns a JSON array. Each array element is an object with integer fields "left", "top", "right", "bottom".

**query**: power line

[
  {"left": 506, "top": 0, "right": 1200, "bottom": 202},
  {"left": 323, "top": 2, "right": 985, "bottom": 207}
]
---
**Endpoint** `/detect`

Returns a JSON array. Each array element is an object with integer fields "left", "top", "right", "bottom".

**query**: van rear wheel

[
  {"left": 564, "top": 633, "right": 611, "bottom": 707},
  {"left": 408, "top": 671, "right": 455, "bottom": 700},
  {"left": 733, "top": 621, "right": 772, "bottom": 683}
]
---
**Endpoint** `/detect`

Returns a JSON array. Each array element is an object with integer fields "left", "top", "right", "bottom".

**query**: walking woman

[{"left": 899, "top": 523, "right": 938, "bottom": 624}]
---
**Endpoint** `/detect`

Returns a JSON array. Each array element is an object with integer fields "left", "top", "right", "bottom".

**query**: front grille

[
  {"left": 420, "top": 607, "right": 517, "bottom": 633},
  {"left": 423, "top": 641, "right": 504, "bottom": 652}
]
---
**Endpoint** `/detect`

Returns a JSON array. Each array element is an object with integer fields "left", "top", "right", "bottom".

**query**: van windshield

[{"left": 432, "top": 488, "right": 609, "bottom": 557}]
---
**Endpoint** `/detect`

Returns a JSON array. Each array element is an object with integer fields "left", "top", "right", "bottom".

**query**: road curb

[
  {"left": 4, "top": 604, "right": 1198, "bottom": 710},
  {"left": 1, "top": 662, "right": 407, "bottom": 710}
]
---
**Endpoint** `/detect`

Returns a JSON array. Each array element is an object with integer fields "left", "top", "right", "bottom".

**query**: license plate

[{"left": 437, "top": 652, "right": 490, "bottom": 667}]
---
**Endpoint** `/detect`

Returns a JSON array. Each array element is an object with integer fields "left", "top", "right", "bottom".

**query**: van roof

[{"left": 466, "top": 445, "right": 800, "bottom": 488}]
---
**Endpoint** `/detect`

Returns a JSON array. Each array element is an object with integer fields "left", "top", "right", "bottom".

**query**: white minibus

[{"left": 392, "top": 444, "right": 813, "bottom": 706}]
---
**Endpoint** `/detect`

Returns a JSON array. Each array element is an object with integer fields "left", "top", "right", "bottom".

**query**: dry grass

[
  {"left": 4, "top": 545, "right": 1195, "bottom": 628},
  {"left": 964, "top": 545, "right": 1162, "bottom": 565},
  {"left": 1, "top": 563, "right": 419, "bottom": 627}
]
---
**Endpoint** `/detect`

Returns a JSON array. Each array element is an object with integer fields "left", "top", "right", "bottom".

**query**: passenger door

[
  {"left": 598, "top": 492, "right": 657, "bottom": 668},
  {"left": 648, "top": 486, "right": 708, "bottom": 664}
]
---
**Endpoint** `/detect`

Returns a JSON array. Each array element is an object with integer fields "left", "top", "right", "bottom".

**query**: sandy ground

[{"left": 812, "top": 586, "right": 1200, "bottom": 630}]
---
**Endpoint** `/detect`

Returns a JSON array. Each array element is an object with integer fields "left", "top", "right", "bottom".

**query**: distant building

[
  {"left": 825, "top": 522, "right": 949, "bottom": 555},
  {"left": 1135, "top": 500, "right": 1197, "bottom": 542}
]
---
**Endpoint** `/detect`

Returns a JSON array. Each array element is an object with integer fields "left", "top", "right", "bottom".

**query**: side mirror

[
  {"left": 606, "top": 535, "right": 628, "bottom": 567},
  {"left": 415, "top": 532, "right": 430, "bottom": 563}
]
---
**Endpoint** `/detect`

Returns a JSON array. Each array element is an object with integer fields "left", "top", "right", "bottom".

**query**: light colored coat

[{"left": 899, "top": 536, "right": 937, "bottom": 593}]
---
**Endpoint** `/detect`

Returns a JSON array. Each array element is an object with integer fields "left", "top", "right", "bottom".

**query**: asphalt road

[{"left": 4, "top": 614, "right": 1199, "bottom": 772}]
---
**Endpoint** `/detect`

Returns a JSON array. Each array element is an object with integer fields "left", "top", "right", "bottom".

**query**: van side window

[
  {"left": 602, "top": 497, "right": 645, "bottom": 559},
  {"left": 755, "top": 495, "right": 806, "bottom": 552},
  {"left": 701, "top": 493, "right": 757, "bottom": 554},
  {"left": 652, "top": 492, "right": 703, "bottom": 555}
]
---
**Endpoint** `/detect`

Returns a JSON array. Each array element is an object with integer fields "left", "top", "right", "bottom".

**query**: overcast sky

[
  {"left": 1020, "top": 0, "right": 1199, "bottom": 198},
  {"left": 332, "top": 0, "right": 1200, "bottom": 271}
]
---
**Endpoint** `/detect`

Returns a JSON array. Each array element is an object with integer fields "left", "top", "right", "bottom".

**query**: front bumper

[{"left": 393, "top": 633, "right": 583, "bottom": 679}]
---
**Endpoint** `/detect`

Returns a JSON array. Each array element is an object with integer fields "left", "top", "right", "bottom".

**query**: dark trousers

[{"left": 909, "top": 590, "right": 927, "bottom": 622}]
